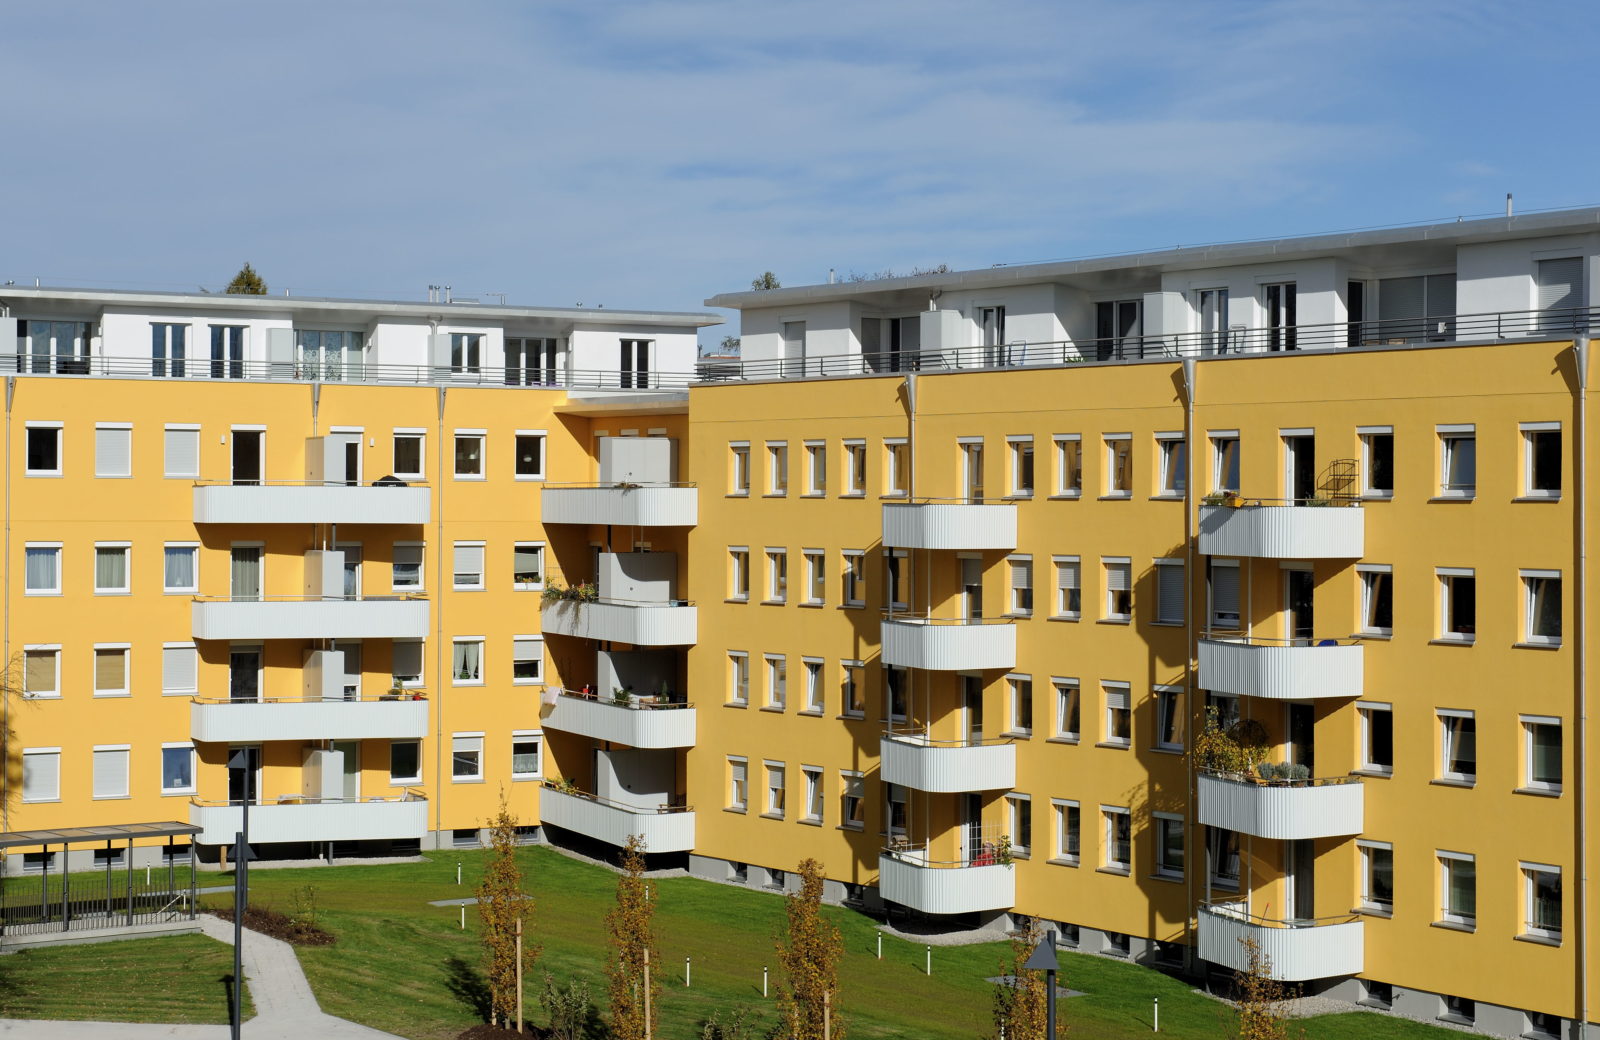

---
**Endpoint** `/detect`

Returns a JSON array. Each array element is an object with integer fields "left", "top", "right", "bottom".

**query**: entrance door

[
  {"left": 962, "top": 675, "right": 984, "bottom": 744},
  {"left": 961, "top": 793, "right": 982, "bottom": 863},
  {"left": 342, "top": 440, "right": 360, "bottom": 487},
  {"left": 1265, "top": 283, "right": 1297, "bottom": 351},
  {"left": 1287, "top": 702, "right": 1315, "bottom": 775},
  {"left": 961, "top": 557, "right": 983, "bottom": 620},
  {"left": 229, "top": 648, "right": 261, "bottom": 703},
  {"left": 1285, "top": 839, "right": 1315, "bottom": 922},
  {"left": 227, "top": 746, "right": 261, "bottom": 805},
  {"left": 230, "top": 547, "right": 262, "bottom": 602},
  {"left": 231, "top": 431, "right": 263, "bottom": 486},
  {"left": 1284, "top": 435, "right": 1315, "bottom": 503},
  {"left": 339, "top": 545, "right": 363, "bottom": 599},
  {"left": 1286, "top": 569, "right": 1314, "bottom": 643},
  {"left": 1197, "top": 289, "right": 1229, "bottom": 354},
  {"left": 334, "top": 741, "right": 360, "bottom": 801}
]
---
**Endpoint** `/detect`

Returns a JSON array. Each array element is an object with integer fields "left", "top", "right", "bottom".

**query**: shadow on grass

[
  {"left": 219, "top": 973, "right": 240, "bottom": 1024},
  {"left": 444, "top": 955, "right": 492, "bottom": 1022}
]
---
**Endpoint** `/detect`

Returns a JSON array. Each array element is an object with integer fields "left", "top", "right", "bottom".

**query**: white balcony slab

[
  {"left": 880, "top": 736, "right": 1015, "bottom": 792},
  {"left": 194, "top": 484, "right": 430, "bottom": 525},
  {"left": 538, "top": 786, "right": 695, "bottom": 853},
  {"left": 1199, "top": 904, "right": 1363, "bottom": 981},
  {"left": 542, "top": 486, "right": 697, "bottom": 527},
  {"left": 881, "top": 618, "right": 1015, "bottom": 671},
  {"left": 1198, "top": 640, "right": 1363, "bottom": 700},
  {"left": 190, "top": 698, "right": 429, "bottom": 743},
  {"left": 192, "top": 598, "right": 429, "bottom": 641},
  {"left": 190, "top": 796, "right": 427, "bottom": 846},
  {"left": 1198, "top": 505, "right": 1363, "bottom": 559},
  {"left": 542, "top": 694, "right": 696, "bottom": 749},
  {"left": 540, "top": 601, "right": 696, "bottom": 646},
  {"left": 877, "top": 853, "right": 1015, "bottom": 915},
  {"left": 1196, "top": 774, "right": 1363, "bottom": 840},
  {"left": 882, "top": 503, "right": 1017, "bottom": 550}
]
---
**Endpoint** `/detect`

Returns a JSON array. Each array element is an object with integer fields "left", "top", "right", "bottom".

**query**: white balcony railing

[
  {"left": 877, "top": 845, "right": 1016, "bottom": 915},
  {"left": 538, "top": 784, "right": 695, "bottom": 853},
  {"left": 540, "top": 689, "right": 696, "bottom": 749},
  {"left": 193, "top": 482, "right": 430, "bottom": 525},
  {"left": 189, "top": 791, "right": 428, "bottom": 846},
  {"left": 1198, "top": 503, "right": 1363, "bottom": 559},
  {"left": 880, "top": 616, "right": 1016, "bottom": 671},
  {"left": 1198, "top": 900, "right": 1363, "bottom": 981},
  {"left": 882, "top": 501, "right": 1017, "bottom": 551},
  {"left": 539, "top": 599, "right": 697, "bottom": 646},
  {"left": 541, "top": 484, "right": 697, "bottom": 527},
  {"left": 1196, "top": 772, "right": 1363, "bottom": 840},
  {"left": 192, "top": 596, "right": 429, "bottom": 641},
  {"left": 880, "top": 733, "right": 1015, "bottom": 793},
  {"left": 190, "top": 694, "right": 429, "bottom": 743},
  {"left": 1197, "top": 637, "right": 1363, "bottom": 700}
]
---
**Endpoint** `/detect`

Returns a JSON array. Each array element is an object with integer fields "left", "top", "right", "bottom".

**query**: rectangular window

[
  {"left": 1053, "top": 679, "right": 1080, "bottom": 741},
  {"left": 512, "top": 543, "right": 544, "bottom": 590},
  {"left": 452, "top": 542, "right": 485, "bottom": 590},
  {"left": 728, "top": 652, "right": 749, "bottom": 705},
  {"left": 842, "top": 772, "right": 865, "bottom": 828},
  {"left": 803, "top": 658, "right": 824, "bottom": 713},
  {"left": 728, "top": 757, "right": 748, "bottom": 811},
  {"left": 767, "top": 442, "right": 789, "bottom": 495},
  {"left": 765, "top": 654, "right": 787, "bottom": 710},
  {"left": 805, "top": 441, "right": 826, "bottom": 494},
  {"left": 729, "top": 547, "right": 750, "bottom": 601},
  {"left": 802, "top": 766, "right": 824, "bottom": 822},
  {"left": 22, "top": 749, "right": 61, "bottom": 803},
  {"left": 390, "top": 740, "right": 421, "bottom": 784},
  {"left": 765, "top": 763, "right": 786, "bottom": 816},
  {"left": 1439, "top": 710, "right": 1477, "bottom": 783},
  {"left": 1008, "top": 676, "right": 1033, "bottom": 736},
  {"left": 766, "top": 549, "right": 788, "bottom": 603},
  {"left": 804, "top": 550, "right": 825, "bottom": 604},
  {"left": 152, "top": 323, "right": 188, "bottom": 377},
  {"left": 1522, "top": 863, "right": 1562, "bottom": 941},
  {"left": 513, "top": 432, "right": 545, "bottom": 479},
  {"left": 1007, "top": 794, "right": 1032, "bottom": 857},
  {"left": 1103, "top": 807, "right": 1132, "bottom": 872},
  {"left": 1154, "top": 815, "right": 1184, "bottom": 878},
  {"left": 95, "top": 424, "right": 132, "bottom": 478},
  {"left": 511, "top": 733, "right": 543, "bottom": 779},
  {"left": 1103, "top": 684, "right": 1131, "bottom": 747},
  {"left": 451, "top": 734, "right": 484, "bottom": 781},
  {"left": 163, "top": 543, "right": 199, "bottom": 593},
  {"left": 94, "top": 543, "right": 130, "bottom": 594},
  {"left": 1523, "top": 716, "right": 1562, "bottom": 793},
  {"left": 1439, "top": 426, "right": 1476, "bottom": 497},
  {"left": 1054, "top": 556, "right": 1081, "bottom": 619},
  {"left": 1523, "top": 570, "right": 1562, "bottom": 646},
  {"left": 451, "top": 638, "right": 484, "bottom": 685},
  {"left": 25, "top": 424, "right": 62, "bottom": 476},
  {"left": 1008, "top": 557, "right": 1033, "bottom": 616},
  {"left": 161, "top": 744, "right": 196, "bottom": 794},
  {"left": 393, "top": 544, "right": 423, "bottom": 592},
  {"left": 162, "top": 643, "right": 198, "bottom": 696},
  {"left": 842, "top": 551, "right": 865, "bottom": 607},
  {"left": 1439, "top": 851, "right": 1477, "bottom": 927},
  {"left": 1211, "top": 434, "right": 1240, "bottom": 494},
  {"left": 1053, "top": 800, "right": 1081, "bottom": 863},
  {"left": 1439, "top": 569, "right": 1476, "bottom": 641},
  {"left": 393, "top": 430, "right": 424, "bottom": 479},
  {"left": 1358, "top": 565, "right": 1393, "bottom": 636},
  {"left": 1358, "top": 702, "right": 1394, "bottom": 774},
  {"left": 1154, "top": 687, "right": 1183, "bottom": 750},
  {"left": 392, "top": 640, "right": 423, "bottom": 687},
  {"left": 25, "top": 544, "right": 61, "bottom": 595},
  {"left": 1054, "top": 435, "right": 1082, "bottom": 496},
  {"left": 844, "top": 440, "right": 866, "bottom": 495},
  {"left": 884, "top": 440, "right": 909, "bottom": 496},
  {"left": 1360, "top": 427, "right": 1394, "bottom": 497},
  {"left": 1523, "top": 423, "right": 1561, "bottom": 498},
  {"left": 453, "top": 432, "right": 485, "bottom": 479},
  {"left": 1156, "top": 435, "right": 1186, "bottom": 495},
  {"left": 842, "top": 661, "right": 864, "bottom": 717},
  {"left": 1360, "top": 841, "right": 1395, "bottom": 913},
  {"left": 24, "top": 647, "right": 60, "bottom": 699},
  {"left": 730, "top": 442, "right": 750, "bottom": 495},
  {"left": 93, "top": 646, "right": 130, "bottom": 697},
  {"left": 1104, "top": 435, "right": 1132, "bottom": 496},
  {"left": 163, "top": 425, "right": 200, "bottom": 479},
  {"left": 450, "top": 333, "right": 483, "bottom": 374},
  {"left": 92, "top": 746, "right": 130, "bottom": 799},
  {"left": 886, "top": 666, "right": 908, "bottom": 721},
  {"left": 512, "top": 637, "right": 543, "bottom": 684},
  {"left": 1104, "top": 558, "right": 1132, "bottom": 620},
  {"left": 1208, "top": 828, "right": 1241, "bottom": 889},
  {"left": 1154, "top": 559, "right": 1184, "bottom": 624},
  {"left": 1009, "top": 437, "right": 1035, "bottom": 497}
]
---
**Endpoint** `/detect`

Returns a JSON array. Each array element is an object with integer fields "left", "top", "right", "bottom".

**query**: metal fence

[{"left": 1, "top": 842, "right": 197, "bottom": 937}]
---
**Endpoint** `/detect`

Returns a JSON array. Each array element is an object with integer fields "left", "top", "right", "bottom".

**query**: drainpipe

[
  {"left": 1181, "top": 356, "right": 1198, "bottom": 969},
  {"left": 434, "top": 386, "right": 447, "bottom": 843},
  {"left": 3, "top": 376, "right": 12, "bottom": 831},
  {"left": 1575, "top": 333, "right": 1590, "bottom": 1037}
]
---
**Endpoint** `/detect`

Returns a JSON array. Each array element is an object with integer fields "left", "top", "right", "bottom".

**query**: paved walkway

[{"left": 0, "top": 916, "right": 401, "bottom": 1038}]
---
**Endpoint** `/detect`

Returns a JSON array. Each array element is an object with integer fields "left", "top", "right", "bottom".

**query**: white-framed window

[
  {"left": 884, "top": 439, "right": 909, "bottom": 496},
  {"left": 1439, "top": 709, "right": 1476, "bottom": 783},
  {"left": 513, "top": 431, "right": 546, "bottom": 480},
  {"left": 803, "top": 550, "right": 825, "bottom": 604},
  {"left": 766, "top": 548, "right": 788, "bottom": 603},
  {"left": 1208, "top": 828, "right": 1241, "bottom": 889},
  {"left": 1103, "top": 557, "right": 1133, "bottom": 620},
  {"left": 885, "top": 549, "right": 908, "bottom": 610},
  {"left": 1360, "top": 426, "right": 1394, "bottom": 498},
  {"left": 802, "top": 658, "right": 824, "bottom": 713},
  {"left": 1155, "top": 434, "right": 1186, "bottom": 495},
  {"left": 1053, "top": 556, "right": 1081, "bottom": 619},
  {"left": 164, "top": 424, "right": 201, "bottom": 479},
  {"left": 1438, "top": 425, "right": 1476, "bottom": 497},
  {"left": 1439, "top": 850, "right": 1477, "bottom": 927},
  {"left": 1209, "top": 559, "right": 1241, "bottom": 631},
  {"left": 841, "top": 771, "right": 865, "bottom": 829},
  {"left": 885, "top": 666, "right": 908, "bottom": 721},
  {"left": 450, "top": 333, "right": 483, "bottom": 374},
  {"left": 92, "top": 745, "right": 130, "bottom": 800},
  {"left": 727, "top": 652, "right": 750, "bottom": 705},
  {"left": 1522, "top": 422, "right": 1561, "bottom": 498},
  {"left": 25, "top": 422, "right": 62, "bottom": 476},
  {"left": 94, "top": 423, "right": 132, "bottom": 478},
  {"left": 452, "top": 542, "right": 485, "bottom": 590},
  {"left": 453, "top": 430, "right": 486, "bottom": 479},
  {"left": 1522, "top": 569, "right": 1562, "bottom": 646},
  {"left": 392, "top": 640, "right": 424, "bottom": 687},
  {"left": 1523, "top": 715, "right": 1562, "bottom": 793},
  {"left": 1008, "top": 556, "right": 1033, "bottom": 616},
  {"left": 802, "top": 765, "right": 824, "bottom": 822},
  {"left": 511, "top": 636, "right": 544, "bottom": 685},
  {"left": 728, "top": 757, "right": 748, "bottom": 811},
  {"left": 1154, "top": 686, "right": 1183, "bottom": 750},
  {"left": 392, "top": 429, "right": 425, "bottom": 479},
  {"left": 764, "top": 762, "right": 786, "bottom": 817},
  {"left": 843, "top": 440, "right": 866, "bottom": 495},
  {"left": 23, "top": 646, "right": 60, "bottom": 699},
  {"left": 451, "top": 733, "right": 484, "bottom": 781},
  {"left": 1053, "top": 678, "right": 1080, "bottom": 741},
  {"left": 1053, "top": 434, "right": 1082, "bottom": 496},
  {"left": 1007, "top": 794, "right": 1032, "bottom": 858},
  {"left": 728, "top": 547, "right": 750, "bottom": 601},
  {"left": 93, "top": 644, "right": 131, "bottom": 697},
  {"left": 1358, "top": 702, "right": 1394, "bottom": 774},
  {"left": 805, "top": 440, "right": 826, "bottom": 495},
  {"left": 842, "top": 550, "right": 865, "bottom": 607},
  {"left": 960, "top": 438, "right": 985, "bottom": 501},
  {"left": 392, "top": 543, "right": 423, "bottom": 592},
  {"left": 1102, "top": 806, "right": 1132, "bottom": 873},
  {"left": 729, "top": 441, "right": 751, "bottom": 495},
  {"left": 841, "top": 661, "right": 864, "bottom": 718},
  {"left": 1052, "top": 799, "right": 1081, "bottom": 864},
  {"left": 451, "top": 637, "right": 484, "bottom": 686},
  {"left": 22, "top": 748, "right": 61, "bottom": 803},
  {"left": 94, "top": 542, "right": 131, "bottom": 594},
  {"left": 1007, "top": 675, "right": 1033, "bottom": 737},
  {"left": 1359, "top": 840, "right": 1395, "bottom": 913},
  {"left": 1153, "top": 558, "right": 1184, "bottom": 624},
  {"left": 512, "top": 543, "right": 544, "bottom": 590},
  {"left": 765, "top": 654, "right": 787, "bottom": 710},
  {"left": 163, "top": 543, "right": 199, "bottom": 593},
  {"left": 389, "top": 740, "right": 422, "bottom": 785},
  {"left": 161, "top": 643, "right": 198, "bottom": 696},
  {"left": 161, "top": 742, "right": 196, "bottom": 795},
  {"left": 1008, "top": 436, "right": 1034, "bottom": 497},
  {"left": 1104, "top": 434, "right": 1132, "bottom": 496},
  {"left": 1210, "top": 432, "right": 1240, "bottom": 493},
  {"left": 511, "top": 732, "right": 543, "bottom": 780},
  {"left": 1522, "top": 862, "right": 1562, "bottom": 942},
  {"left": 1438, "top": 568, "right": 1476, "bottom": 642},
  {"left": 25, "top": 543, "right": 61, "bottom": 595},
  {"left": 1358, "top": 564, "right": 1393, "bottom": 636},
  {"left": 1103, "top": 683, "right": 1131, "bottom": 747},
  {"left": 1154, "top": 814, "right": 1184, "bottom": 878},
  {"left": 766, "top": 441, "right": 789, "bottom": 495}
]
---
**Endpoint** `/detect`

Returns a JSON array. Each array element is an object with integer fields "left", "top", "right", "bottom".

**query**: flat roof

[{"left": 0, "top": 822, "right": 201, "bottom": 850}]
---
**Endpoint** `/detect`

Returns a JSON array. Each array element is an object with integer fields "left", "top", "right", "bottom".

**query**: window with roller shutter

[{"left": 95, "top": 424, "right": 131, "bottom": 478}]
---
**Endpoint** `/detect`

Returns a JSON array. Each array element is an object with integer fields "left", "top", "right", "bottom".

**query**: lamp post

[
  {"left": 228, "top": 749, "right": 256, "bottom": 1040},
  {"left": 1022, "top": 929, "right": 1059, "bottom": 1040}
]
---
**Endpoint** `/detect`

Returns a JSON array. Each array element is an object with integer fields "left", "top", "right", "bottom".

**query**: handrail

[
  {"left": 881, "top": 611, "right": 1014, "bottom": 626},
  {"left": 883, "top": 727, "right": 1013, "bottom": 749},
  {"left": 1198, "top": 768, "right": 1362, "bottom": 788},
  {"left": 543, "top": 481, "right": 697, "bottom": 489},
  {"left": 191, "top": 693, "right": 428, "bottom": 704},
  {"left": 1199, "top": 495, "right": 1360, "bottom": 507},
  {"left": 190, "top": 789, "right": 427, "bottom": 807},
  {"left": 1200, "top": 897, "right": 1360, "bottom": 929},
  {"left": 1199, "top": 633, "right": 1361, "bottom": 648},
  {"left": 880, "top": 842, "right": 1006, "bottom": 869},
  {"left": 552, "top": 687, "right": 693, "bottom": 710},
  {"left": 540, "top": 780, "right": 693, "bottom": 814},
  {"left": 884, "top": 496, "right": 1016, "bottom": 507},
  {"left": 192, "top": 593, "right": 428, "bottom": 603},
  {"left": 193, "top": 478, "right": 431, "bottom": 488}
]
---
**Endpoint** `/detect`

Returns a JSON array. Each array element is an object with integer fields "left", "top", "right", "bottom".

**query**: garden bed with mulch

[{"left": 209, "top": 905, "right": 335, "bottom": 947}]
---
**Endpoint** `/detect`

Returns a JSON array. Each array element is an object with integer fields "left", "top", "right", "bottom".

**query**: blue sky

[{"left": 5, "top": 0, "right": 1597, "bottom": 344}]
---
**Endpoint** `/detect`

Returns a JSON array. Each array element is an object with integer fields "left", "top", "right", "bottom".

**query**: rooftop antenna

[
  {"left": 828, "top": 268, "right": 836, "bottom": 284},
  {"left": 1507, "top": 193, "right": 1514, "bottom": 218}
]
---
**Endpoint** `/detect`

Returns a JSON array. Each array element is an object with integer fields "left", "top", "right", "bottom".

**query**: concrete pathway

[{"left": 0, "top": 916, "right": 402, "bottom": 1039}]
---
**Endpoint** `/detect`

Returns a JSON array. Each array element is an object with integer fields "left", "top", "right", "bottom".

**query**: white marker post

[
  {"left": 926, "top": 944, "right": 932, "bottom": 976},
  {"left": 877, "top": 933, "right": 882, "bottom": 959},
  {"left": 763, "top": 966, "right": 769, "bottom": 998},
  {"left": 1153, "top": 997, "right": 1159, "bottom": 1032},
  {"left": 685, "top": 956, "right": 691, "bottom": 987}
]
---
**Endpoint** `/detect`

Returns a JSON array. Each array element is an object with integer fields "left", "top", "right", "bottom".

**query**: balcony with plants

[{"left": 1193, "top": 711, "right": 1362, "bottom": 840}]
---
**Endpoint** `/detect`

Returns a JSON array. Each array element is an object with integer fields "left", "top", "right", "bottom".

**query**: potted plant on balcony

[{"left": 1193, "top": 708, "right": 1268, "bottom": 781}]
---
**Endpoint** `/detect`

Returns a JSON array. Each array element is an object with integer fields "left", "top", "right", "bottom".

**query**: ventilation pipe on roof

[{"left": 1507, "top": 193, "right": 1514, "bottom": 218}]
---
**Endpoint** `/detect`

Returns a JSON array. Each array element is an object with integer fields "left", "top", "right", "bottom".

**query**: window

[
  {"left": 1103, "top": 684, "right": 1131, "bottom": 747},
  {"left": 512, "top": 637, "right": 543, "bottom": 684},
  {"left": 1211, "top": 434, "right": 1240, "bottom": 493},
  {"left": 844, "top": 440, "right": 866, "bottom": 495},
  {"left": 25, "top": 424, "right": 61, "bottom": 476},
  {"left": 1154, "top": 686, "right": 1183, "bottom": 750},
  {"left": 1053, "top": 800, "right": 1081, "bottom": 863},
  {"left": 884, "top": 439, "right": 909, "bottom": 496},
  {"left": 1054, "top": 557, "right": 1081, "bottom": 619},
  {"left": 95, "top": 424, "right": 132, "bottom": 478},
  {"left": 390, "top": 740, "right": 421, "bottom": 784},
  {"left": 1359, "top": 841, "right": 1394, "bottom": 913},
  {"left": 1008, "top": 676, "right": 1033, "bottom": 736},
  {"left": 727, "top": 652, "right": 750, "bottom": 705},
  {"left": 728, "top": 548, "right": 750, "bottom": 601},
  {"left": 92, "top": 746, "right": 130, "bottom": 799},
  {"left": 163, "top": 543, "right": 198, "bottom": 593},
  {"left": 512, "top": 543, "right": 544, "bottom": 590},
  {"left": 766, "top": 548, "right": 788, "bottom": 603},
  {"left": 452, "top": 638, "right": 484, "bottom": 685},
  {"left": 1008, "top": 437, "right": 1034, "bottom": 497},
  {"left": 730, "top": 442, "right": 751, "bottom": 495},
  {"left": 805, "top": 441, "right": 826, "bottom": 494},
  {"left": 451, "top": 734, "right": 484, "bottom": 781},
  {"left": 94, "top": 543, "right": 130, "bottom": 594},
  {"left": 620, "top": 338, "right": 651, "bottom": 388},
  {"left": 842, "top": 661, "right": 864, "bottom": 717},
  {"left": 1156, "top": 435, "right": 1186, "bottom": 495},
  {"left": 93, "top": 646, "right": 130, "bottom": 697},
  {"left": 1439, "top": 425, "right": 1476, "bottom": 497},
  {"left": 152, "top": 323, "right": 188, "bottom": 377},
  {"left": 1522, "top": 863, "right": 1562, "bottom": 942},
  {"left": 393, "top": 430, "right": 424, "bottom": 479},
  {"left": 842, "top": 550, "right": 865, "bottom": 607},
  {"left": 765, "top": 763, "right": 786, "bottom": 817},
  {"left": 161, "top": 744, "right": 196, "bottom": 794},
  {"left": 393, "top": 544, "right": 423, "bottom": 592},
  {"left": 1358, "top": 703, "right": 1394, "bottom": 774},
  {"left": 162, "top": 643, "right": 198, "bottom": 696},
  {"left": 453, "top": 432, "right": 485, "bottom": 478},
  {"left": 1439, "top": 710, "right": 1476, "bottom": 783},
  {"left": 1102, "top": 807, "right": 1131, "bottom": 872},
  {"left": 450, "top": 333, "right": 483, "bottom": 374},
  {"left": 1439, "top": 569, "right": 1476, "bottom": 641},
  {"left": 885, "top": 550, "right": 909, "bottom": 609},
  {"left": 1523, "top": 716, "right": 1562, "bottom": 793},
  {"left": 1523, "top": 570, "right": 1562, "bottom": 646},
  {"left": 1523, "top": 423, "right": 1561, "bottom": 498},
  {"left": 392, "top": 640, "right": 424, "bottom": 687},
  {"left": 1104, "top": 435, "right": 1132, "bottom": 496},
  {"left": 1008, "top": 557, "right": 1033, "bottom": 615},
  {"left": 1439, "top": 850, "right": 1477, "bottom": 927},
  {"left": 511, "top": 733, "right": 543, "bottom": 780},
  {"left": 18, "top": 320, "right": 90, "bottom": 374},
  {"left": 728, "top": 757, "right": 748, "bottom": 810},
  {"left": 961, "top": 439, "right": 985, "bottom": 500},
  {"left": 1208, "top": 828, "right": 1241, "bottom": 889},
  {"left": 765, "top": 655, "right": 787, "bottom": 710},
  {"left": 885, "top": 666, "right": 908, "bottom": 721},
  {"left": 1358, "top": 565, "right": 1392, "bottom": 636},
  {"left": 803, "top": 550, "right": 825, "bottom": 604},
  {"left": 802, "top": 766, "right": 824, "bottom": 822},
  {"left": 22, "top": 749, "right": 60, "bottom": 803},
  {"left": 1154, "top": 559, "right": 1184, "bottom": 624},
  {"left": 452, "top": 542, "right": 485, "bottom": 590},
  {"left": 841, "top": 772, "right": 865, "bottom": 828},
  {"left": 1104, "top": 558, "right": 1132, "bottom": 620},
  {"left": 1264, "top": 282, "right": 1297, "bottom": 349},
  {"left": 802, "top": 658, "right": 824, "bottom": 713},
  {"left": 1054, "top": 435, "right": 1082, "bottom": 496},
  {"left": 25, "top": 544, "right": 61, "bottom": 595},
  {"left": 23, "top": 648, "right": 59, "bottom": 699},
  {"left": 767, "top": 442, "right": 788, "bottom": 495},
  {"left": 1154, "top": 815, "right": 1184, "bottom": 878},
  {"left": 1360, "top": 427, "right": 1393, "bottom": 497},
  {"left": 1053, "top": 679, "right": 1080, "bottom": 741},
  {"left": 1007, "top": 794, "right": 1032, "bottom": 857},
  {"left": 163, "top": 425, "right": 200, "bottom": 479}
]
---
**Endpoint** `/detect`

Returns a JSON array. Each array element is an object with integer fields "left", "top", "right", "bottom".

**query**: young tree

[
  {"left": 606, "top": 834, "right": 660, "bottom": 1040},
  {"left": 774, "top": 858, "right": 844, "bottom": 1040},
  {"left": 477, "top": 792, "right": 538, "bottom": 1028},
  {"left": 1229, "top": 936, "right": 1293, "bottom": 1040},
  {"left": 225, "top": 262, "right": 267, "bottom": 295},
  {"left": 750, "top": 271, "right": 780, "bottom": 290},
  {"left": 987, "top": 919, "right": 1051, "bottom": 1040}
]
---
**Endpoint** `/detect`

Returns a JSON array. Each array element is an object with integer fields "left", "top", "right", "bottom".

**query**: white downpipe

[
  {"left": 1575, "top": 333, "right": 1590, "bottom": 1038},
  {"left": 1181, "top": 356, "right": 1198, "bottom": 966}
]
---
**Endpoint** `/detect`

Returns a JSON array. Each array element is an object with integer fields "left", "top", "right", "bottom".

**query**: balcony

[
  {"left": 1198, "top": 901, "right": 1363, "bottom": 981},
  {"left": 880, "top": 733, "right": 1015, "bottom": 793},
  {"left": 877, "top": 846, "right": 1016, "bottom": 915},
  {"left": 1197, "top": 637, "right": 1363, "bottom": 700},
  {"left": 190, "top": 694, "right": 429, "bottom": 744},
  {"left": 192, "top": 596, "right": 429, "bottom": 641},
  {"left": 189, "top": 792, "right": 428, "bottom": 846},
  {"left": 880, "top": 616, "right": 1015, "bottom": 671},
  {"left": 882, "top": 502, "right": 1017, "bottom": 551},
  {"left": 538, "top": 784, "right": 695, "bottom": 853},
  {"left": 542, "top": 484, "right": 697, "bottom": 527},
  {"left": 1196, "top": 773, "right": 1363, "bottom": 840},
  {"left": 540, "top": 599, "right": 697, "bottom": 646},
  {"left": 1198, "top": 502, "right": 1363, "bottom": 559},
  {"left": 541, "top": 689, "right": 696, "bottom": 749},
  {"left": 193, "top": 482, "right": 430, "bottom": 525}
]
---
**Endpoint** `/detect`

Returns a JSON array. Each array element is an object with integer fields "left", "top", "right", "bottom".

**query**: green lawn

[{"left": 0, "top": 932, "right": 249, "bottom": 1024}]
